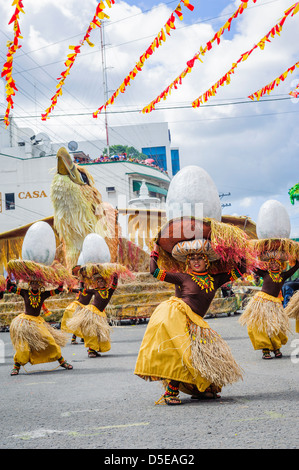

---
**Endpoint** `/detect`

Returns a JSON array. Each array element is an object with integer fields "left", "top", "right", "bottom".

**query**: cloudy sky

[{"left": 0, "top": 0, "right": 298, "bottom": 235}]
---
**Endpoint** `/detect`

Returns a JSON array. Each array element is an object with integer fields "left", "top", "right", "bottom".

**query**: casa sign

[{"left": 18, "top": 190, "right": 47, "bottom": 199}]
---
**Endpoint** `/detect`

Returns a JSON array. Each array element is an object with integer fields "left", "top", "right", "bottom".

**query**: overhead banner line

[
  {"left": 92, "top": 0, "right": 195, "bottom": 118},
  {"left": 141, "top": 0, "right": 257, "bottom": 114},
  {"left": 1, "top": 0, "right": 25, "bottom": 127},
  {"left": 41, "top": 0, "right": 116, "bottom": 121},
  {"left": 191, "top": 2, "right": 299, "bottom": 108}
]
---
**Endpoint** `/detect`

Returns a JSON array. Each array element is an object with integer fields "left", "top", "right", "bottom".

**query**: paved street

[{"left": 0, "top": 314, "right": 298, "bottom": 452}]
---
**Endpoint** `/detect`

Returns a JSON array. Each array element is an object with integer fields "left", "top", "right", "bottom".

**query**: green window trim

[{"left": 132, "top": 180, "right": 168, "bottom": 196}]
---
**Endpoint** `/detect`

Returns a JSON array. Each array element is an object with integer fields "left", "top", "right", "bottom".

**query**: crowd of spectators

[{"left": 75, "top": 152, "right": 169, "bottom": 175}]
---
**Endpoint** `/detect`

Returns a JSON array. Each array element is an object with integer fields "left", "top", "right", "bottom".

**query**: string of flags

[
  {"left": 141, "top": 0, "right": 257, "bottom": 114},
  {"left": 0, "top": 1, "right": 298, "bottom": 127},
  {"left": 289, "top": 81, "right": 299, "bottom": 98},
  {"left": 92, "top": 0, "right": 195, "bottom": 118},
  {"left": 41, "top": 0, "right": 116, "bottom": 121},
  {"left": 248, "top": 60, "right": 299, "bottom": 100},
  {"left": 1, "top": 0, "right": 25, "bottom": 127},
  {"left": 191, "top": 1, "right": 299, "bottom": 109}
]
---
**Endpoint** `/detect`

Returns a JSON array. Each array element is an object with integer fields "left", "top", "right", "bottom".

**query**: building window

[
  {"left": 106, "top": 187, "right": 116, "bottom": 193},
  {"left": 5, "top": 193, "right": 15, "bottom": 210},
  {"left": 171, "top": 149, "right": 180, "bottom": 176},
  {"left": 141, "top": 146, "right": 167, "bottom": 172}
]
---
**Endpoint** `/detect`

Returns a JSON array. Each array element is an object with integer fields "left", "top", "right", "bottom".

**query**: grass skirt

[
  {"left": 61, "top": 300, "right": 83, "bottom": 335},
  {"left": 134, "top": 297, "right": 243, "bottom": 394},
  {"left": 285, "top": 290, "right": 299, "bottom": 320},
  {"left": 10, "top": 313, "right": 69, "bottom": 365},
  {"left": 66, "top": 304, "right": 111, "bottom": 351},
  {"left": 285, "top": 290, "right": 299, "bottom": 333},
  {"left": 239, "top": 291, "right": 289, "bottom": 338}
]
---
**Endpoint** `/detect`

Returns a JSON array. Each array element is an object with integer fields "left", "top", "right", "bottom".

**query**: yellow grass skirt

[
  {"left": 10, "top": 313, "right": 69, "bottom": 365},
  {"left": 285, "top": 290, "right": 299, "bottom": 333},
  {"left": 134, "top": 296, "right": 243, "bottom": 395},
  {"left": 61, "top": 300, "right": 83, "bottom": 335},
  {"left": 239, "top": 291, "right": 289, "bottom": 350},
  {"left": 66, "top": 304, "right": 111, "bottom": 352}
]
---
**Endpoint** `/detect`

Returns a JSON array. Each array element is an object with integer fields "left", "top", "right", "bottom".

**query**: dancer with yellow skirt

[
  {"left": 67, "top": 268, "right": 118, "bottom": 357},
  {"left": 6, "top": 221, "right": 76, "bottom": 376},
  {"left": 240, "top": 258, "right": 299, "bottom": 358},
  {"left": 135, "top": 230, "right": 248, "bottom": 406},
  {"left": 239, "top": 199, "right": 299, "bottom": 359},
  {"left": 7, "top": 278, "right": 73, "bottom": 375},
  {"left": 66, "top": 233, "right": 133, "bottom": 358},
  {"left": 61, "top": 284, "right": 93, "bottom": 344},
  {"left": 60, "top": 266, "right": 90, "bottom": 344}
]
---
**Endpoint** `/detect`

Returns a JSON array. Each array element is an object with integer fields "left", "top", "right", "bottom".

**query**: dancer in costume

[
  {"left": 60, "top": 266, "right": 87, "bottom": 344},
  {"left": 66, "top": 266, "right": 118, "bottom": 357},
  {"left": 66, "top": 233, "right": 133, "bottom": 358},
  {"left": 7, "top": 277, "right": 73, "bottom": 376},
  {"left": 239, "top": 199, "right": 299, "bottom": 359},
  {"left": 6, "top": 221, "right": 75, "bottom": 376},
  {"left": 239, "top": 256, "right": 299, "bottom": 359},
  {"left": 134, "top": 238, "right": 247, "bottom": 406}
]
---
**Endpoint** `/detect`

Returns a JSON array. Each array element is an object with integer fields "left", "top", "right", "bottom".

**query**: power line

[{"left": 1, "top": 95, "right": 295, "bottom": 121}]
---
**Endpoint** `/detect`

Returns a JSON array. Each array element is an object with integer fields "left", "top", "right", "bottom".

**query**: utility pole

[{"left": 100, "top": 21, "right": 110, "bottom": 158}]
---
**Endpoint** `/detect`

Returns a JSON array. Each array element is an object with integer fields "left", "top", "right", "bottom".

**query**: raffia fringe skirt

[
  {"left": 284, "top": 290, "right": 299, "bottom": 333},
  {"left": 134, "top": 297, "right": 243, "bottom": 394},
  {"left": 10, "top": 313, "right": 69, "bottom": 365},
  {"left": 239, "top": 291, "right": 290, "bottom": 337},
  {"left": 61, "top": 300, "right": 83, "bottom": 334},
  {"left": 66, "top": 304, "right": 111, "bottom": 351}
]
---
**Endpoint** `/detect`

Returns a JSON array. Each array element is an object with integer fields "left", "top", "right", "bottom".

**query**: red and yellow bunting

[
  {"left": 141, "top": 0, "right": 256, "bottom": 114},
  {"left": 1, "top": 0, "right": 25, "bottom": 127},
  {"left": 191, "top": 2, "right": 299, "bottom": 108},
  {"left": 93, "top": 0, "right": 194, "bottom": 118},
  {"left": 248, "top": 60, "right": 299, "bottom": 100},
  {"left": 290, "top": 80, "right": 299, "bottom": 98},
  {"left": 41, "top": 0, "right": 115, "bottom": 121}
]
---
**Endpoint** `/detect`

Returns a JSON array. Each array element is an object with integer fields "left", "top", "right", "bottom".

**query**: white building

[{"left": 0, "top": 117, "right": 178, "bottom": 233}]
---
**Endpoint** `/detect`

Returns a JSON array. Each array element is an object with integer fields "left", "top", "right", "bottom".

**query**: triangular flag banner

[
  {"left": 191, "top": 1, "right": 299, "bottom": 109},
  {"left": 289, "top": 80, "right": 299, "bottom": 98},
  {"left": 41, "top": 0, "right": 116, "bottom": 121},
  {"left": 1, "top": 0, "right": 25, "bottom": 127},
  {"left": 93, "top": 0, "right": 194, "bottom": 118},
  {"left": 248, "top": 60, "right": 299, "bottom": 100},
  {"left": 141, "top": 0, "right": 257, "bottom": 114}
]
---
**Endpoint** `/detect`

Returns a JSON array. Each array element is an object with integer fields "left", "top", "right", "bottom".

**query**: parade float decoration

[
  {"left": 0, "top": 275, "right": 5, "bottom": 292},
  {"left": 50, "top": 147, "right": 149, "bottom": 272}
]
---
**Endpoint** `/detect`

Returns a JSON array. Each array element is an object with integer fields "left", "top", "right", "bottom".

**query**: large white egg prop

[
  {"left": 257, "top": 200, "right": 291, "bottom": 239},
  {"left": 77, "top": 252, "right": 84, "bottom": 266},
  {"left": 166, "top": 166, "right": 222, "bottom": 221},
  {"left": 22, "top": 221, "right": 56, "bottom": 266},
  {"left": 81, "top": 233, "right": 111, "bottom": 264}
]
